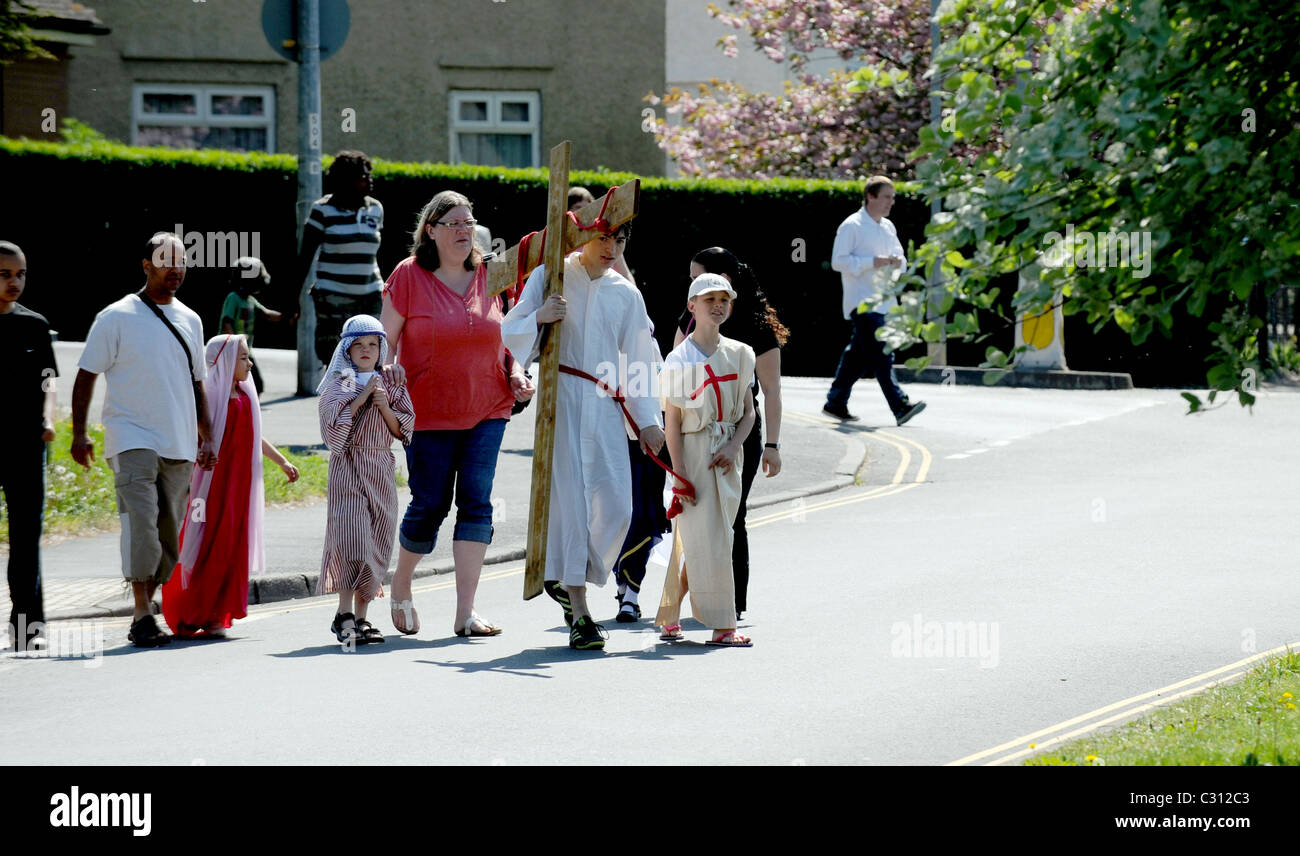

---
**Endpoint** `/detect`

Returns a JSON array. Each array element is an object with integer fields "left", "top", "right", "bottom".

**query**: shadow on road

[{"left": 415, "top": 637, "right": 721, "bottom": 679}]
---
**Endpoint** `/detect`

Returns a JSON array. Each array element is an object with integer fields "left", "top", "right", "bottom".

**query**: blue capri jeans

[{"left": 399, "top": 418, "right": 507, "bottom": 553}]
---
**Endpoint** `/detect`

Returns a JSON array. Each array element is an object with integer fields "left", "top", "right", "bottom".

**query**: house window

[
  {"left": 450, "top": 91, "right": 540, "bottom": 168},
  {"left": 132, "top": 84, "right": 276, "bottom": 152}
]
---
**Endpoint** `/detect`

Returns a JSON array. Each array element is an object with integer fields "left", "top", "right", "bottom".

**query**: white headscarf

[
  {"left": 317, "top": 314, "right": 389, "bottom": 394},
  {"left": 178, "top": 334, "right": 265, "bottom": 586}
]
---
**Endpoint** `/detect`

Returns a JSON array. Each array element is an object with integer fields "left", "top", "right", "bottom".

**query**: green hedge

[
  {"left": 5, "top": 136, "right": 956, "bottom": 378},
  {"left": 5, "top": 135, "right": 1225, "bottom": 383}
]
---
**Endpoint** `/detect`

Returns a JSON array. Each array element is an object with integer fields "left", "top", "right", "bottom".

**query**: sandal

[
  {"left": 659, "top": 623, "right": 683, "bottom": 641},
  {"left": 391, "top": 598, "right": 419, "bottom": 635},
  {"left": 331, "top": 612, "right": 358, "bottom": 644},
  {"left": 616, "top": 601, "right": 641, "bottom": 623},
  {"left": 454, "top": 614, "right": 503, "bottom": 638},
  {"left": 354, "top": 619, "right": 384, "bottom": 645},
  {"left": 706, "top": 630, "right": 753, "bottom": 647}
]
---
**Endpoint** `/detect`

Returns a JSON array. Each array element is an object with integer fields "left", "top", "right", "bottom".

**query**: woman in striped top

[
  {"left": 317, "top": 315, "right": 415, "bottom": 646},
  {"left": 298, "top": 151, "right": 386, "bottom": 366}
]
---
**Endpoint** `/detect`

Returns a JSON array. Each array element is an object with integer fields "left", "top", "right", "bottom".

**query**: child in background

[
  {"left": 0, "top": 241, "right": 57, "bottom": 652},
  {"left": 657, "top": 273, "right": 756, "bottom": 647},
  {"left": 162, "top": 334, "right": 299, "bottom": 638},
  {"left": 219, "top": 256, "right": 285, "bottom": 393},
  {"left": 317, "top": 315, "right": 414, "bottom": 646}
]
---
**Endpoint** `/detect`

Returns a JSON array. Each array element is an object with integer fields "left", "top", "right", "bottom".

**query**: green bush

[{"left": 0, "top": 136, "right": 935, "bottom": 378}]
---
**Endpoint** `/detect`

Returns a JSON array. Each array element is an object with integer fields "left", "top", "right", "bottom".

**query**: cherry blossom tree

[{"left": 648, "top": 0, "right": 937, "bottom": 180}]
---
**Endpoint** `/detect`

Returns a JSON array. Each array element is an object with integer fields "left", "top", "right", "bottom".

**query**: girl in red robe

[{"left": 162, "top": 334, "right": 298, "bottom": 638}]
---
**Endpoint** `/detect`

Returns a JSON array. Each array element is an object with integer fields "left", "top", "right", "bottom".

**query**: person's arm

[
  {"left": 370, "top": 380, "right": 407, "bottom": 440},
  {"left": 379, "top": 291, "right": 408, "bottom": 385},
  {"left": 195, "top": 382, "right": 216, "bottom": 470},
  {"left": 711, "top": 387, "right": 754, "bottom": 475},
  {"left": 320, "top": 381, "right": 366, "bottom": 453},
  {"left": 41, "top": 377, "right": 56, "bottom": 443},
  {"left": 70, "top": 369, "right": 98, "bottom": 468},
  {"left": 380, "top": 294, "right": 406, "bottom": 362},
  {"left": 830, "top": 219, "right": 871, "bottom": 276},
  {"left": 500, "top": 265, "right": 547, "bottom": 365},
  {"left": 261, "top": 438, "right": 300, "bottom": 482},
  {"left": 253, "top": 296, "right": 283, "bottom": 323},
  {"left": 754, "top": 347, "right": 782, "bottom": 477},
  {"left": 890, "top": 223, "right": 907, "bottom": 269},
  {"left": 292, "top": 222, "right": 325, "bottom": 317},
  {"left": 664, "top": 404, "right": 692, "bottom": 505}
]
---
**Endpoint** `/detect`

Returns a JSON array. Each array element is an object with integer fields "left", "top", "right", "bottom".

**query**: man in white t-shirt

[
  {"left": 71, "top": 233, "right": 215, "bottom": 648},
  {"left": 823, "top": 176, "right": 925, "bottom": 426}
]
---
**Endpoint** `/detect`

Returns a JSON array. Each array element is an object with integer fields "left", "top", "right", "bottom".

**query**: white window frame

[
  {"left": 131, "top": 84, "right": 276, "bottom": 152},
  {"left": 449, "top": 90, "right": 540, "bottom": 168}
]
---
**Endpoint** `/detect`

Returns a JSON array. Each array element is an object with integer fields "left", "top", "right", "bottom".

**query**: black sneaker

[
  {"left": 544, "top": 580, "right": 574, "bottom": 627},
  {"left": 127, "top": 614, "right": 172, "bottom": 648},
  {"left": 895, "top": 400, "right": 927, "bottom": 426},
  {"left": 822, "top": 402, "right": 859, "bottom": 422},
  {"left": 569, "top": 616, "right": 608, "bottom": 650}
]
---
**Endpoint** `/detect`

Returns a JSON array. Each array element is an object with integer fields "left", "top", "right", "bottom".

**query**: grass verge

[
  {"left": 1026, "top": 648, "right": 1300, "bottom": 766},
  {"left": 1, "top": 419, "right": 334, "bottom": 542}
]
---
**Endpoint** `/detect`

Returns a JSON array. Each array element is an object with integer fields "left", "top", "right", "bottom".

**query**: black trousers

[
  {"left": 826, "top": 310, "right": 907, "bottom": 415},
  {"left": 614, "top": 438, "right": 670, "bottom": 594},
  {"left": 3, "top": 439, "right": 46, "bottom": 648},
  {"left": 732, "top": 407, "right": 762, "bottom": 613}
]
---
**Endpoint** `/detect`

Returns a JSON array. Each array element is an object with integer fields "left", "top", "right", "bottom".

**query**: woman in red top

[{"left": 381, "top": 191, "right": 534, "bottom": 637}]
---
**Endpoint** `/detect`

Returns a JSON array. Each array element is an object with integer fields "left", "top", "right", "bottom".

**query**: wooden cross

[{"left": 484, "top": 141, "right": 640, "bottom": 600}]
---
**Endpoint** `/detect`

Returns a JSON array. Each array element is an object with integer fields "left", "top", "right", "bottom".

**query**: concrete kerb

[
  {"left": 46, "top": 413, "right": 870, "bottom": 621},
  {"left": 895, "top": 365, "right": 1133, "bottom": 390}
]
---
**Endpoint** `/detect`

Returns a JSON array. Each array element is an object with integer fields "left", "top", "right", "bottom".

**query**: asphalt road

[{"left": 8, "top": 355, "right": 1297, "bottom": 765}]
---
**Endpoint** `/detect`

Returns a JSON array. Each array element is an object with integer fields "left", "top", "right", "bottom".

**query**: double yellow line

[
  {"left": 749, "top": 416, "right": 932, "bottom": 529},
  {"left": 947, "top": 641, "right": 1300, "bottom": 765}
]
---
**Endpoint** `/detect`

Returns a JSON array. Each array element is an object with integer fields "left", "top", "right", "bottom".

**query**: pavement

[{"left": 9, "top": 345, "right": 871, "bottom": 623}]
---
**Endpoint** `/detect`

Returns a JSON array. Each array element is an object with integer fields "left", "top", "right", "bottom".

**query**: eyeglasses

[{"left": 435, "top": 218, "right": 477, "bottom": 230}]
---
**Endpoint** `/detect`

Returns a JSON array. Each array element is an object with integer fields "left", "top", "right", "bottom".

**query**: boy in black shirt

[{"left": 0, "top": 241, "right": 58, "bottom": 651}]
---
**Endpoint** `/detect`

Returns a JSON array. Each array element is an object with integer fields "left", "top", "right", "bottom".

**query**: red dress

[{"left": 162, "top": 391, "right": 254, "bottom": 637}]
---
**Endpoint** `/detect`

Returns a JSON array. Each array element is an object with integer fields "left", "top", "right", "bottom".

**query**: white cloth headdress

[{"left": 316, "top": 314, "right": 389, "bottom": 394}]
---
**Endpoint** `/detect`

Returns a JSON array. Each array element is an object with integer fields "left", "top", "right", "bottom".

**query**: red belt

[{"left": 558, "top": 364, "right": 695, "bottom": 519}]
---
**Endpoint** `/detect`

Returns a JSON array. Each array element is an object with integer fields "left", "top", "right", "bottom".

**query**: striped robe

[{"left": 317, "top": 372, "right": 414, "bottom": 601}]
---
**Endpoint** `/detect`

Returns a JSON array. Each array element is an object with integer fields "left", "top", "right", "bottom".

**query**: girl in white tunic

[
  {"left": 657, "top": 274, "right": 756, "bottom": 646},
  {"left": 500, "top": 228, "right": 665, "bottom": 650}
]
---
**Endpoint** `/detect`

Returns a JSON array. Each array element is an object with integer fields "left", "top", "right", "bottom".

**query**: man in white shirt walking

[
  {"left": 71, "top": 233, "right": 216, "bottom": 648},
  {"left": 823, "top": 176, "right": 925, "bottom": 425}
]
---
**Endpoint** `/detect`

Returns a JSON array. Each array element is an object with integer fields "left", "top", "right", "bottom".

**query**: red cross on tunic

[{"left": 689, "top": 364, "right": 739, "bottom": 417}]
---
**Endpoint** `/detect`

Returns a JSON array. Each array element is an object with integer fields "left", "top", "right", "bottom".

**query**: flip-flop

[
  {"left": 706, "top": 631, "right": 753, "bottom": 648},
  {"left": 391, "top": 599, "right": 419, "bottom": 635},
  {"left": 454, "top": 614, "right": 502, "bottom": 637},
  {"left": 659, "top": 623, "right": 683, "bottom": 641}
]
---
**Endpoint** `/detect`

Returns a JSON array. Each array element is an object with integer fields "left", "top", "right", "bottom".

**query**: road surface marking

[{"left": 946, "top": 640, "right": 1300, "bottom": 766}]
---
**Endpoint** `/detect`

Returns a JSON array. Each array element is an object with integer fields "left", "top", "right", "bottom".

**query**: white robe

[{"left": 501, "top": 253, "right": 663, "bottom": 587}]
